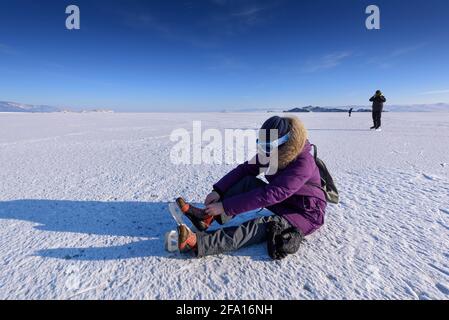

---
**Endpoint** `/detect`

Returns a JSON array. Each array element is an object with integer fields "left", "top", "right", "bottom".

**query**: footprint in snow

[
  {"left": 303, "top": 284, "right": 314, "bottom": 293},
  {"left": 422, "top": 173, "right": 436, "bottom": 181},
  {"left": 435, "top": 283, "right": 449, "bottom": 296},
  {"left": 327, "top": 274, "right": 338, "bottom": 282},
  {"left": 437, "top": 221, "right": 449, "bottom": 231},
  {"left": 437, "top": 209, "right": 449, "bottom": 230},
  {"left": 429, "top": 263, "right": 449, "bottom": 277},
  {"left": 419, "top": 292, "right": 432, "bottom": 300}
]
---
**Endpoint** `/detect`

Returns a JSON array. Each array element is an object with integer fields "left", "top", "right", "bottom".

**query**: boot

[
  {"left": 176, "top": 197, "right": 214, "bottom": 231},
  {"left": 178, "top": 224, "right": 197, "bottom": 253}
]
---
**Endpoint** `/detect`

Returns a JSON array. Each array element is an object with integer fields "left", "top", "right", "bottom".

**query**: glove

[{"left": 267, "top": 221, "right": 304, "bottom": 260}]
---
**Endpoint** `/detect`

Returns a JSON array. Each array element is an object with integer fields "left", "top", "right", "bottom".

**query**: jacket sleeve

[
  {"left": 213, "top": 155, "right": 261, "bottom": 197},
  {"left": 222, "top": 157, "right": 314, "bottom": 216},
  {"left": 381, "top": 96, "right": 386, "bottom": 102},
  {"left": 369, "top": 96, "right": 375, "bottom": 102}
]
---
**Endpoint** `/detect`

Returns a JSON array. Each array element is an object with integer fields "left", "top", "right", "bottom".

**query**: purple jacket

[{"left": 214, "top": 142, "right": 327, "bottom": 236}]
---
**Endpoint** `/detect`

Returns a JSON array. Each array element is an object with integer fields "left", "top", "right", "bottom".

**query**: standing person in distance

[{"left": 369, "top": 90, "right": 386, "bottom": 131}]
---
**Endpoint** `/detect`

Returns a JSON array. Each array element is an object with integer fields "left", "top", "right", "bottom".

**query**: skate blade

[
  {"left": 168, "top": 202, "right": 200, "bottom": 232},
  {"left": 168, "top": 202, "right": 184, "bottom": 226}
]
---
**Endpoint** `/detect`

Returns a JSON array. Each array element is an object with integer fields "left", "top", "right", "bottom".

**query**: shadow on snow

[{"left": 0, "top": 200, "right": 271, "bottom": 261}]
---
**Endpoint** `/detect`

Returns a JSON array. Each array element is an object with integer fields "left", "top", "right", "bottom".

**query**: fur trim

[{"left": 277, "top": 116, "right": 308, "bottom": 169}]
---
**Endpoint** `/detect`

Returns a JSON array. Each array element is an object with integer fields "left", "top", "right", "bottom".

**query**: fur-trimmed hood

[
  {"left": 214, "top": 115, "right": 325, "bottom": 235},
  {"left": 277, "top": 116, "right": 308, "bottom": 169}
]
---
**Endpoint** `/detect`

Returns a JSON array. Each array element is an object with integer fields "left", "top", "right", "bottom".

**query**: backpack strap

[
  {"left": 310, "top": 144, "right": 317, "bottom": 160},
  {"left": 306, "top": 143, "right": 320, "bottom": 189}
]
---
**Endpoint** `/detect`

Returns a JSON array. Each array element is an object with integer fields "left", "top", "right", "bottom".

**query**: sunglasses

[{"left": 256, "top": 133, "right": 291, "bottom": 154}]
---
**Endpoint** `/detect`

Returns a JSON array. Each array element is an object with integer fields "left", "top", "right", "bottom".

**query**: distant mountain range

[
  {"left": 0, "top": 101, "right": 113, "bottom": 113},
  {"left": 383, "top": 103, "right": 449, "bottom": 112},
  {"left": 0, "top": 101, "right": 66, "bottom": 113},
  {"left": 2, "top": 100, "right": 449, "bottom": 113},
  {"left": 224, "top": 103, "right": 449, "bottom": 113},
  {"left": 285, "top": 106, "right": 371, "bottom": 113},
  {"left": 284, "top": 103, "right": 449, "bottom": 113}
]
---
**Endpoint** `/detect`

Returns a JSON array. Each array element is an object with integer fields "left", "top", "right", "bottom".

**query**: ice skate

[
  {"left": 176, "top": 197, "right": 214, "bottom": 231},
  {"left": 178, "top": 224, "right": 197, "bottom": 253}
]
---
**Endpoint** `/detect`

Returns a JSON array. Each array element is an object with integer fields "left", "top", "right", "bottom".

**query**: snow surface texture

[{"left": 0, "top": 112, "right": 448, "bottom": 300}]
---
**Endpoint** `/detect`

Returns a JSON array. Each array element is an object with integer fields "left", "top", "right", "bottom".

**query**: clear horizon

[
  {"left": 1, "top": 0, "right": 449, "bottom": 112},
  {"left": 4, "top": 99, "right": 449, "bottom": 113}
]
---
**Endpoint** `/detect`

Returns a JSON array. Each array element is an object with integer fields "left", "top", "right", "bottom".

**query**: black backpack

[{"left": 307, "top": 144, "right": 339, "bottom": 204}]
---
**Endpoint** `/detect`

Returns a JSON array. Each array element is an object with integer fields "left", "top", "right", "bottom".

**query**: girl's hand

[
  {"left": 204, "top": 191, "right": 220, "bottom": 205},
  {"left": 205, "top": 202, "right": 225, "bottom": 216}
]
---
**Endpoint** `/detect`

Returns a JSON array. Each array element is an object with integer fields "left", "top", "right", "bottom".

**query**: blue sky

[{"left": 1, "top": 0, "right": 449, "bottom": 111}]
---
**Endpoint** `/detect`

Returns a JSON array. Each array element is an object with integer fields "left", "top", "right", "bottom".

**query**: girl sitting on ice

[{"left": 176, "top": 116, "right": 327, "bottom": 260}]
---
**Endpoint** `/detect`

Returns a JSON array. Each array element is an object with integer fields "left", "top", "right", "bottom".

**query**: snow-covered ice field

[{"left": 0, "top": 112, "right": 448, "bottom": 300}]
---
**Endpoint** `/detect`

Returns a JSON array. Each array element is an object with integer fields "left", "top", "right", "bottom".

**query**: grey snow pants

[{"left": 196, "top": 176, "right": 292, "bottom": 258}]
